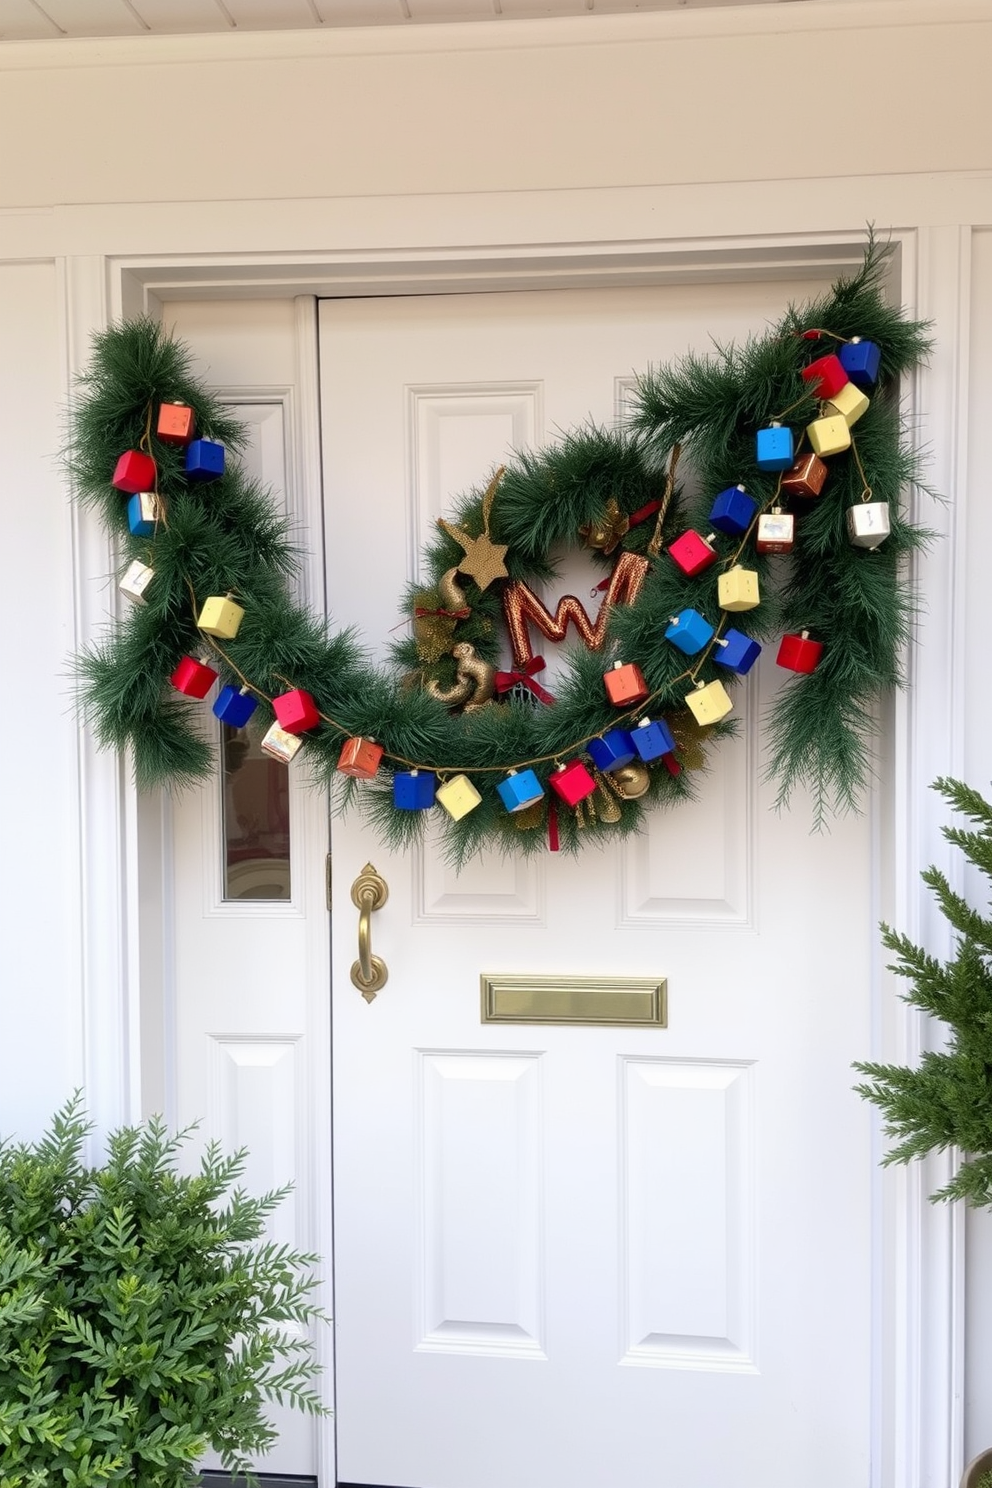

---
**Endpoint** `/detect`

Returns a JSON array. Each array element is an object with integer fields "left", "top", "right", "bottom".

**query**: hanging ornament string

[{"left": 646, "top": 442, "right": 682, "bottom": 558}]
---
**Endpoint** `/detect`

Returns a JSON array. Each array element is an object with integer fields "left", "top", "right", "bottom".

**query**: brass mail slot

[{"left": 480, "top": 974, "right": 667, "bottom": 1028}]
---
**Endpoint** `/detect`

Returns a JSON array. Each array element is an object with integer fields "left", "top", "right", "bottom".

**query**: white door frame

[{"left": 64, "top": 225, "right": 968, "bottom": 1487}]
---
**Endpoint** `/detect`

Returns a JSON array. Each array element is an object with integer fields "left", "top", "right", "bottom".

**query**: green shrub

[{"left": 0, "top": 1097, "right": 325, "bottom": 1487}]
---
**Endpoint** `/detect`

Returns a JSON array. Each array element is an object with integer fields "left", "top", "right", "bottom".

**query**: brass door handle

[{"left": 350, "top": 864, "right": 388, "bottom": 1001}]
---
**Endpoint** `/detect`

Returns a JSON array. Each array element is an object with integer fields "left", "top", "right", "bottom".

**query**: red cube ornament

[
  {"left": 112, "top": 449, "right": 156, "bottom": 494},
  {"left": 337, "top": 736, "right": 384, "bottom": 780},
  {"left": 800, "top": 354, "right": 849, "bottom": 401},
  {"left": 549, "top": 759, "right": 597, "bottom": 808},
  {"left": 777, "top": 629, "right": 823, "bottom": 674},
  {"left": 604, "top": 660, "right": 649, "bottom": 707},
  {"left": 170, "top": 655, "right": 218, "bottom": 699},
  {"left": 156, "top": 402, "right": 196, "bottom": 446},
  {"left": 668, "top": 529, "right": 718, "bottom": 578},
  {"left": 272, "top": 687, "right": 320, "bottom": 735}
]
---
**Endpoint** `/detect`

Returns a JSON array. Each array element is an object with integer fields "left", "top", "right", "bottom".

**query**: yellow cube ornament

[
  {"left": 806, "top": 413, "right": 852, "bottom": 458},
  {"left": 827, "top": 381, "right": 870, "bottom": 428},
  {"left": 437, "top": 774, "right": 482, "bottom": 822},
  {"left": 717, "top": 565, "right": 760, "bottom": 613},
  {"left": 197, "top": 594, "right": 245, "bottom": 640},
  {"left": 686, "top": 679, "right": 733, "bottom": 726}
]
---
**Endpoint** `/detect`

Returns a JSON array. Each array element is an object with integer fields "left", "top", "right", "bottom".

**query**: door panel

[
  {"left": 321, "top": 284, "right": 874, "bottom": 1488},
  {"left": 162, "top": 299, "right": 331, "bottom": 1480}
]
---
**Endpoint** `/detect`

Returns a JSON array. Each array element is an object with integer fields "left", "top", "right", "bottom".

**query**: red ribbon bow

[{"left": 494, "top": 656, "right": 556, "bottom": 706}]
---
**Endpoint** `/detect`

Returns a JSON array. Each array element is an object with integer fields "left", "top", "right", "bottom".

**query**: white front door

[{"left": 321, "top": 283, "right": 876, "bottom": 1488}]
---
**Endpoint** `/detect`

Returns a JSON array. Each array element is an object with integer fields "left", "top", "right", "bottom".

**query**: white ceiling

[{"left": 0, "top": 0, "right": 822, "bottom": 43}]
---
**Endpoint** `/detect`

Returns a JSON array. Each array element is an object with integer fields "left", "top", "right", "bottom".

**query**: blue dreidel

[
  {"left": 708, "top": 484, "right": 758, "bottom": 537},
  {"left": 127, "top": 492, "right": 161, "bottom": 538},
  {"left": 185, "top": 438, "right": 226, "bottom": 482},
  {"left": 212, "top": 685, "right": 258, "bottom": 729},
  {"left": 713, "top": 628, "right": 762, "bottom": 676},
  {"left": 393, "top": 769, "right": 437, "bottom": 810},
  {"left": 497, "top": 768, "right": 544, "bottom": 814},
  {"left": 665, "top": 609, "right": 715, "bottom": 656},
  {"left": 587, "top": 729, "right": 636, "bottom": 773},
  {"left": 838, "top": 338, "right": 881, "bottom": 389},
  {"left": 755, "top": 423, "right": 795, "bottom": 472},
  {"left": 631, "top": 717, "right": 676, "bottom": 762}
]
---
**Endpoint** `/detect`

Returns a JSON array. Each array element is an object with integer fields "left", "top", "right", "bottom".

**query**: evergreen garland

[
  {"left": 70, "top": 236, "right": 932, "bottom": 863},
  {"left": 855, "top": 780, "right": 992, "bottom": 1208}
]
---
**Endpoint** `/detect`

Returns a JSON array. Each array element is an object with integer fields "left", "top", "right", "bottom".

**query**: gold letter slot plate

[{"left": 480, "top": 974, "right": 667, "bottom": 1028}]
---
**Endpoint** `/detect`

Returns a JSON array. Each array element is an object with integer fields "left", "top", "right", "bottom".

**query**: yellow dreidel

[
  {"left": 197, "top": 594, "right": 245, "bottom": 640},
  {"left": 437, "top": 774, "right": 483, "bottom": 821},
  {"left": 685, "top": 679, "right": 733, "bottom": 726},
  {"left": 717, "top": 565, "right": 760, "bottom": 613}
]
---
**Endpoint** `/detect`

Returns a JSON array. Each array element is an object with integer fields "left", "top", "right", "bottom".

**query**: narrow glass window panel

[{"left": 221, "top": 724, "right": 292, "bottom": 901}]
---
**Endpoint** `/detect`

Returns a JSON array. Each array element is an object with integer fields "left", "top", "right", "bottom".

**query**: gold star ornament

[{"left": 438, "top": 467, "right": 509, "bottom": 592}]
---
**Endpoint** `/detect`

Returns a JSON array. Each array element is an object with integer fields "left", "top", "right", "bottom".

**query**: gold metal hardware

[
  {"left": 480, "top": 973, "right": 667, "bottom": 1027},
  {"left": 350, "top": 863, "right": 389, "bottom": 1001}
]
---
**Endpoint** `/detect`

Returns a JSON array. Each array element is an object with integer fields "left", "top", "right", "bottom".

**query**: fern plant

[
  {"left": 0, "top": 1098, "right": 325, "bottom": 1487},
  {"left": 855, "top": 778, "right": 992, "bottom": 1206}
]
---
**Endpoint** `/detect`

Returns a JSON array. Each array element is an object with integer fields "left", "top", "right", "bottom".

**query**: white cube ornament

[
  {"left": 260, "top": 723, "right": 303, "bottom": 763},
  {"left": 119, "top": 558, "right": 155, "bottom": 605},
  {"left": 846, "top": 501, "right": 891, "bottom": 549}
]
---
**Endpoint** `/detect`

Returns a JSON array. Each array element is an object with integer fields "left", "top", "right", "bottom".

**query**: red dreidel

[
  {"left": 549, "top": 759, "right": 597, "bottom": 807},
  {"left": 112, "top": 449, "right": 156, "bottom": 494},
  {"left": 156, "top": 402, "right": 195, "bottom": 447},
  {"left": 777, "top": 630, "right": 823, "bottom": 674},
  {"left": 272, "top": 688, "right": 320, "bottom": 734},
  {"left": 668, "top": 530, "right": 718, "bottom": 578},
  {"left": 337, "top": 736, "right": 384, "bottom": 780},
  {"left": 170, "top": 655, "right": 218, "bottom": 700},
  {"left": 604, "top": 660, "right": 649, "bottom": 707}
]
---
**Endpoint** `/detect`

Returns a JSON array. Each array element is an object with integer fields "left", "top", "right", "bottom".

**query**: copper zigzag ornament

[{"left": 501, "top": 550, "right": 649, "bottom": 669}]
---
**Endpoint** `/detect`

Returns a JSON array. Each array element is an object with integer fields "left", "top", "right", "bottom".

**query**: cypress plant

[{"left": 855, "top": 778, "right": 992, "bottom": 1206}]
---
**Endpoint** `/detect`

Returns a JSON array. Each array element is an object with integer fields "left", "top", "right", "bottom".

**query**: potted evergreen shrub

[
  {"left": 854, "top": 778, "right": 992, "bottom": 1488},
  {"left": 0, "top": 1097, "right": 325, "bottom": 1486}
]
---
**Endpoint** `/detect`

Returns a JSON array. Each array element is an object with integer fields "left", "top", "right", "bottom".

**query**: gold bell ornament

[
  {"left": 846, "top": 499, "right": 891, "bottom": 550},
  {"left": 436, "top": 774, "right": 483, "bottom": 821},
  {"left": 717, "top": 565, "right": 760, "bottom": 612},
  {"left": 119, "top": 558, "right": 155, "bottom": 605}
]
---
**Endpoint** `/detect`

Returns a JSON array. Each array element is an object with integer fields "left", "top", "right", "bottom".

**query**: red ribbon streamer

[
  {"left": 663, "top": 755, "right": 682, "bottom": 776},
  {"left": 547, "top": 797, "right": 560, "bottom": 853},
  {"left": 628, "top": 497, "right": 662, "bottom": 527},
  {"left": 494, "top": 656, "right": 556, "bottom": 706},
  {"left": 414, "top": 605, "right": 471, "bottom": 620}
]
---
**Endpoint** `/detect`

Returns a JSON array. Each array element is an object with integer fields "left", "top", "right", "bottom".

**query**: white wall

[{"left": 1, "top": 0, "right": 991, "bottom": 1470}]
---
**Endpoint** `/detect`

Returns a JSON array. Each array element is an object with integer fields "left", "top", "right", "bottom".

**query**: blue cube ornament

[
  {"left": 212, "top": 684, "right": 259, "bottom": 729},
  {"left": 393, "top": 769, "right": 437, "bottom": 811},
  {"left": 713, "top": 628, "right": 762, "bottom": 676},
  {"left": 587, "top": 729, "right": 636, "bottom": 774},
  {"left": 185, "top": 438, "right": 226, "bottom": 482},
  {"left": 126, "top": 491, "right": 160, "bottom": 538},
  {"left": 631, "top": 717, "right": 676, "bottom": 762},
  {"left": 755, "top": 424, "right": 795, "bottom": 472},
  {"left": 838, "top": 337, "right": 881, "bottom": 389},
  {"left": 665, "top": 608, "right": 715, "bottom": 656},
  {"left": 709, "top": 484, "right": 758, "bottom": 537},
  {"left": 496, "top": 768, "right": 544, "bottom": 814}
]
